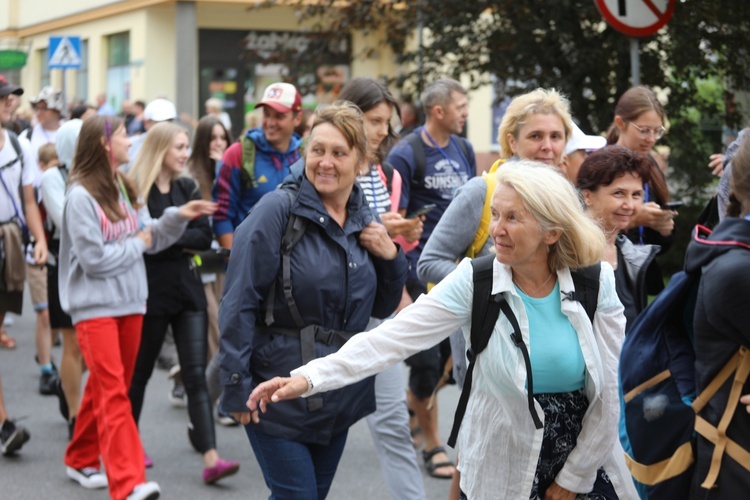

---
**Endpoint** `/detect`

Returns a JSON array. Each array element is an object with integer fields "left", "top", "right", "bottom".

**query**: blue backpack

[{"left": 619, "top": 225, "right": 750, "bottom": 498}]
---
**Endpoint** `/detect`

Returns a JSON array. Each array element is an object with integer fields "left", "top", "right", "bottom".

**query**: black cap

[{"left": 0, "top": 74, "right": 24, "bottom": 97}]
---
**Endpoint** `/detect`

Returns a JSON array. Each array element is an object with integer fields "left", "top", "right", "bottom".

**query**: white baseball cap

[
  {"left": 255, "top": 83, "right": 302, "bottom": 114},
  {"left": 29, "top": 86, "right": 64, "bottom": 112},
  {"left": 144, "top": 98, "right": 177, "bottom": 122},
  {"left": 565, "top": 122, "right": 606, "bottom": 155}
]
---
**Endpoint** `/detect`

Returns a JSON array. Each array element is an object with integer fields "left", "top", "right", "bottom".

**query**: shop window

[
  {"left": 106, "top": 32, "right": 130, "bottom": 113},
  {"left": 38, "top": 47, "right": 50, "bottom": 88},
  {"left": 76, "top": 40, "right": 89, "bottom": 103}
]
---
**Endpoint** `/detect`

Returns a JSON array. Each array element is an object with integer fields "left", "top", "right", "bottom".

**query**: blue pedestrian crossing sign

[{"left": 48, "top": 36, "right": 82, "bottom": 69}]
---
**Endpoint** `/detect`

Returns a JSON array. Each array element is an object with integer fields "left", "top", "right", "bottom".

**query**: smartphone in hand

[
  {"left": 660, "top": 201, "right": 684, "bottom": 210},
  {"left": 407, "top": 204, "right": 437, "bottom": 219}
]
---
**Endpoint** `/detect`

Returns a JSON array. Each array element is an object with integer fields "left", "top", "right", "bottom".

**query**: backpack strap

[
  {"left": 567, "top": 263, "right": 601, "bottom": 323},
  {"left": 448, "top": 255, "right": 543, "bottom": 448},
  {"left": 693, "top": 346, "right": 750, "bottom": 488},
  {"left": 466, "top": 171, "right": 498, "bottom": 258},
  {"left": 448, "top": 258, "right": 598, "bottom": 447},
  {"left": 240, "top": 135, "right": 257, "bottom": 190},
  {"left": 404, "top": 132, "right": 426, "bottom": 187},
  {"left": 264, "top": 185, "right": 309, "bottom": 328},
  {"left": 379, "top": 162, "right": 395, "bottom": 194}
]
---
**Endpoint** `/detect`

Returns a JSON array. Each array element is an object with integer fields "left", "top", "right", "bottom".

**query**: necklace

[{"left": 513, "top": 272, "right": 554, "bottom": 296}]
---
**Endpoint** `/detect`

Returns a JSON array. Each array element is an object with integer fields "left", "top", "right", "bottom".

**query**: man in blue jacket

[{"left": 213, "top": 82, "right": 303, "bottom": 249}]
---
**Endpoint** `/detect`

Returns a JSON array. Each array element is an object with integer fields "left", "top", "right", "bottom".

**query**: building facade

[{"left": 0, "top": 0, "right": 500, "bottom": 166}]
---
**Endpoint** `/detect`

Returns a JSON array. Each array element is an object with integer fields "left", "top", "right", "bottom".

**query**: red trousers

[{"left": 65, "top": 315, "right": 146, "bottom": 500}]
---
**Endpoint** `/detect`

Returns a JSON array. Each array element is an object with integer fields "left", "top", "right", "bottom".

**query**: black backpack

[{"left": 447, "top": 254, "right": 600, "bottom": 447}]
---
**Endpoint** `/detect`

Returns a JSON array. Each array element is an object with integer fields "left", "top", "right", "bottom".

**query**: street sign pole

[
  {"left": 61, "top": 69, "right": 67, "bottom": 117},
  {"left": 48, "top": 35, "right": 82, "bottom": 115},
  {"left": 630, "top": 38, "right": 640, "bottom": 86}
]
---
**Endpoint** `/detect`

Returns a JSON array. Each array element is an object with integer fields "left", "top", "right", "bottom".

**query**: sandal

[
  {"left": 0, "top": 329, "right": 16, "bottom": 349},
  {"left": 422, "top": 446, "right": 455, "bottom": 479}
]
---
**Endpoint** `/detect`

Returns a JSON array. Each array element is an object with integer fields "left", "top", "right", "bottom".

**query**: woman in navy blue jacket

[{"left": 219, "top": 101, "right": 409, "bottom": 498}]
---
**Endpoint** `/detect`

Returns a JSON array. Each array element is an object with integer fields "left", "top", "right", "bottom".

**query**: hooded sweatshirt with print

[
  {"left": 59, "top": 183, "right": 188, "bottom": 324},
  {"left": 212, "top": 127, "right": 302, "bottom": 236}
]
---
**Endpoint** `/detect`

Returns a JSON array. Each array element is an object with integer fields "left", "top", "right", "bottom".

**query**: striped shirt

[{"left": 356, "top": 166, "right": 391, "bottom": 215}]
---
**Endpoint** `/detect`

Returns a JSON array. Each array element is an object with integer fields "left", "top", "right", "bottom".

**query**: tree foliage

[{"left": 259, "top": 0, "right": 750, "bottom": 270}]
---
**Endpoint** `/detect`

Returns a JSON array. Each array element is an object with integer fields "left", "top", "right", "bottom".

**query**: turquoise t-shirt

[{"left": 515, "top": 281, "right": 586, "bottom": 393}]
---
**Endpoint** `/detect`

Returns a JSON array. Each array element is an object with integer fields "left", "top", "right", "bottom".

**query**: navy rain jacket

[{"left": 219, "top": 174, "right": 409, "bottom": 444}]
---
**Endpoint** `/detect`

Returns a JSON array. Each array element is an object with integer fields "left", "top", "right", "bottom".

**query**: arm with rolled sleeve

[
  {"left": 138, "top": 203, "right": 188, "bottom": 254},
  {"left": 218, "top": 191, "right": 287, "bottom": 413},
  {"left": 292, "top": 258, "right": 474, "bottom": 394},
  {"left": 556, "top": 262, "right": 626, "bottom": 493},
  {"left": 64, "top": 189, "right": 147, "bottom": 278},
  {"left": 172, "top": 178, "right": 212, "bottom": 251}
]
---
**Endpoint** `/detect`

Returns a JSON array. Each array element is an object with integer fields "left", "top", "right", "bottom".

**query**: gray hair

[{"left": 422, "top": 78, "right": 467, "bottom": 116}]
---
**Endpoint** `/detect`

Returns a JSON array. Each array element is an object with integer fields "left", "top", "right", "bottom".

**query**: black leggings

[{"left": 129, "top": 309, "right": 215, "bottom": 453}]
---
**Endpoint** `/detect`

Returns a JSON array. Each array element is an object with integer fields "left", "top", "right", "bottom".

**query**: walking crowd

[{"left": 1, "top": 67, "right": 750, "bottom": 500}]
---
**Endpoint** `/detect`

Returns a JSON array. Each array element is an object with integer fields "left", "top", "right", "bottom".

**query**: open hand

[
  {"left": 359, "top": 222, "right": 398, "bottom": 260},
  {"left": 708, "top": 154, "right": 724, "bottom": 176},
  {"left": 247, "top": 375, "right": 309, "bottom": 414},
  {"left": 178, "top": 200, "right": 217, "bottom": 220}
]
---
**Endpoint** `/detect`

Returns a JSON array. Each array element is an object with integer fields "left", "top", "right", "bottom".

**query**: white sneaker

[
  {"left": 126, "top": 481, "right": 161, "bottom": 500},
  {"left": 66, "top": 466, "right": 108, "bottom": 489}
]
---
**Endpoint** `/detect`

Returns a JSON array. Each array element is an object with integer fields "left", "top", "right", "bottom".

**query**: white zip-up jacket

[{"left": 295, "top": 257, "right": 638, "bottom": 499}]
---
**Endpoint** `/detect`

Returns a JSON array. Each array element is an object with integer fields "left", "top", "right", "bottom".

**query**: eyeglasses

[{"left": 628, "top": 122, "right": 666, "bottom": 140}]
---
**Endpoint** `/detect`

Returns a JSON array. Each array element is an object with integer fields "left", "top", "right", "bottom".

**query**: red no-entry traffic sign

[{"left": 595, "top": 0, "right": 675, "bottom": 37}]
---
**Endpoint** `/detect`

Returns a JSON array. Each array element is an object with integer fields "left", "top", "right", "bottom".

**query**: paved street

[{"left": 0, "top": 290, "right": 457, "bottom": 499}]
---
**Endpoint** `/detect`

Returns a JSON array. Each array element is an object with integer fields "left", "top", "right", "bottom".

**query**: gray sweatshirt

[
  {"left": 417, "top": 175, "right": 495, "bottom": 284},
  {"left": 59, "top": 183, "right": 188, "bottom": 324}
]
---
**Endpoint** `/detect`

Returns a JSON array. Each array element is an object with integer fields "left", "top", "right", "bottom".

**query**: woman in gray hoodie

[{"left": 59, "top": 115, "right": 215, "bottom": 500}]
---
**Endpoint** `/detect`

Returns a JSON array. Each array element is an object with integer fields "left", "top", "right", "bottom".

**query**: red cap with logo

[{"left": 255, "top": 82, "right": 302, "bottom": 114}]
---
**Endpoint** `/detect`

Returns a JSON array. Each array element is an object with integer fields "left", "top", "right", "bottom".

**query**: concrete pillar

[{"left": 175, "top": 1, "right": 197, "bottom": 119}]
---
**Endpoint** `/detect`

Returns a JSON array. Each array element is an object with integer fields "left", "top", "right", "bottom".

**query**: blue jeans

[{"left": 246, "top": 426, "right": 348, "bottom": 500}]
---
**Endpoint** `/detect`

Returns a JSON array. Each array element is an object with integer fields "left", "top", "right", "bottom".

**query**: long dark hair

[
  {"left": 338, "top": 77, "right": 401, "bottom": 164},
  {"left": 187, "top": 115, "right": 231, "bottom": 201},
  {"left": 68, "top": 115, "right": 140, "bottom": 222}
]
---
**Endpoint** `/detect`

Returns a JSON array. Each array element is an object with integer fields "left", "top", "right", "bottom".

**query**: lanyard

[
  {"left": 117, "top": 174, "right": 145, "bottom": 230},
  {"left": 422, "top": 127, "right": 468, "bottom": 178},
  {"left": 638, "top": 183, "right": 650, "bottom": 245}
]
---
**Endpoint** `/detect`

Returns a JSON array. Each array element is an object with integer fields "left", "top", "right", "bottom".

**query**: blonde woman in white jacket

[{"left": 247, "top": 161, "right": 637, "bottom": 500}]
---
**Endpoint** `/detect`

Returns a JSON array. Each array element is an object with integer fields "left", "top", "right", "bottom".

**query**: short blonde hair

[
  {"left": 128, "top": 122, "right": 189, "bottom": 201},
  {"left": 497, "top": 88, "right": 573, "bottom": 159},
  {"left": 495, "top": 160, "right": 605, "bottom": 270}
]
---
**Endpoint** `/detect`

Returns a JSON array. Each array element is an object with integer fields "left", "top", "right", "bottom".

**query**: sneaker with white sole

[
  {"left": 1, "top": 420, "right": 30, "bottom": 455},
  {"left": 126, "top": 481, "right": 161, "bottom": 500},
  {"left": 66, "top": 466, "right": 108, "bottom": 489}
]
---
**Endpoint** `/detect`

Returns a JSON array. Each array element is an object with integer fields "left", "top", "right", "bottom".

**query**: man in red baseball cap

[
  {"left": 209, "top": 82, "right": 304, "bottom": 425},
  {"left": 212, "top": 82, "right": 304, "bottom": 251}
]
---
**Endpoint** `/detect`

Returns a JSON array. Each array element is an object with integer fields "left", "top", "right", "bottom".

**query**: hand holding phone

[
  {"left": 660, "top": 201, "right": 684, "bottom": 210},
  {"left": 407, "top": 204, "right": 437, "bottom": 219}
]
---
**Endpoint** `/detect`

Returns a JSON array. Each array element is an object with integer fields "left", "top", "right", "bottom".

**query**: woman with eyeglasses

[
  {"left": 59, "top": 116, "right": 216, "bottom": 500},
  {"left": 607, "top": 86, "right": 675, "bottom": 293}
]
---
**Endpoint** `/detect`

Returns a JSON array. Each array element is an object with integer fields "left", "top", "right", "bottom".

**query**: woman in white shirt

[{"left": 247, "top": 161, "right": 638, "bottom": 499}]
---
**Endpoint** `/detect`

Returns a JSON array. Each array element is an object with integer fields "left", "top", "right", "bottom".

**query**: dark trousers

[
  {"left": 129, "top": 309, "right": 215, "bottom": 453},
  {"left": 246, "top": 426, "right": 348, "bottom": 500}
]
